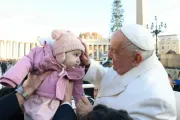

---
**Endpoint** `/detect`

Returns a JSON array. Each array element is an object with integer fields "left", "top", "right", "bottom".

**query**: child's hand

[{"left": 63, "top": 80, "right": 74, "bottom": 104}]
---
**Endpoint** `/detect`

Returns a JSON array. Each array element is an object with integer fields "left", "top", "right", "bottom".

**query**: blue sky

[{"left": 0, "top": 0, "right": 180, "bottom": 41}]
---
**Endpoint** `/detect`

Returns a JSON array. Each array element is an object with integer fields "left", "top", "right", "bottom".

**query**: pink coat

[{"left": 0, "top": 44, "right": 85, "bottom": 102}]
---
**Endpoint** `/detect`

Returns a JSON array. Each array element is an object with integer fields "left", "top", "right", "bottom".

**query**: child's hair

[{"left": 81, "top": 104, "right": 133, "bottom": 120}]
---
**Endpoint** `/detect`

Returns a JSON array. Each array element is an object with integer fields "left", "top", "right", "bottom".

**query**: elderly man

[{"left": 77, "top": 24, "right": 176, "bottom": 120}]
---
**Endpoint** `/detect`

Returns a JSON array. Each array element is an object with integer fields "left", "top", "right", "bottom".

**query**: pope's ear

[
  {"left": 39, "top": 37, "right": 55, "bottom": 46},
  {"left": 132, "top": 53, "right": 143, "bottom": 67}
]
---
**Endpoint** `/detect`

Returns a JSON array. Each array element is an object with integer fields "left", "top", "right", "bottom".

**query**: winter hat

[
  {"left": 51, "top": 29, "right": 85, "bottom": 64},
  {"left": 52, "top": 29, "right": 85, "bottom": 55}
]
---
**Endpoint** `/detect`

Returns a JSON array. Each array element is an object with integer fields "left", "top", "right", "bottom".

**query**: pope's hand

[{"left": 79, "top": 39, "right": 91, "bottom": 66}]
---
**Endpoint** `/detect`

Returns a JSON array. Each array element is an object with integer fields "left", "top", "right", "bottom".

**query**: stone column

[
  {"left": 0, "top": 41, "right": 3, "bottom": 58},
  {"left": 23, "top": 43, "right": 26, "bottom": 56},
  {"left": 16, "top": 42, "right": 19, "bottom": 59},
  {"left": 106, "top": 45, "right": 110, "bottom": 54},
  {"left": 6, "top": 41, "right": 8, "bottom": 58},
  {"left": 97, "top": 45, "right": 99, "bottom": 60},
  {"left": 12, "top": 42, "right": 15, "bottom": 59},
  {"left": 136, "top": 0, "right": 148, "bottom": 25},
  {"left": 13, "top": 42, "right": 17, "bottom": 59},
  {"left": 25, "top": 43, "right": 30, "bottom": 55},
  {"left": 30, "top": 43, "right": 35, "bottom": 50},
  {"left": 17, "top": 42, "right": 19, "bottom": 58},
  {"left": 33, "top": 43, "right": 35, "bottom": 48},
  {"left": 8, "top": 41, "right": 10, "bottom": 58},
  {"left": 92, "top": 45, "right": 94, "bottom": 59},
  {"left": 3, "top": 41, "right": 6, "bottom": 59},
  {"left": 20, "top": 42, "right": 24, "bottom": 58},
  {"left": 10, "top": 41, "right": 13, "bottom": 58},
  {"left": 6, "top": 41, "right": 10, "bottom": 59},
  {"left": 12, "top": 42, "right": 14, "bottom": 58},
  {"left": 13, "top": 42, "right": 16, "bottom": 59},
  {"left": 102, "top": 45, "right": 104, "bottom": 54}
]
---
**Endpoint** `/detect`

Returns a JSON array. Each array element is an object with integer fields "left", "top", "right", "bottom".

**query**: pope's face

[{"left": 108, "top": 30, "right": 135, "bottom": 75}]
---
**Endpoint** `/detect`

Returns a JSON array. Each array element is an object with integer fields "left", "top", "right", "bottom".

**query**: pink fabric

[
  {"left": 24, "top": 95, "right": 60, "bottom": 120},
  {"left": 0, "top": 44, "right": 85, "bottom": 101},
  {"left": 0, "top": 55, "right": 33, "bottom": 87},
  {"left": 0, "top": 44, "right": 85, "bottom": 120}
]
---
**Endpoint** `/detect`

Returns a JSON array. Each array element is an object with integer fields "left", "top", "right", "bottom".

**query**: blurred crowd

[{"left": 0, "top": 59, "right": 17, "bottom": 75}]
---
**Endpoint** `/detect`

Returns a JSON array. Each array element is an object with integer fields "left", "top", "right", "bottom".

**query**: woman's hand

[
  {"left": 22, "top": 71, "right": 51, "bottom": 97},
  {"left": 62, "top": 80, "right": 74, "bottom": 104},
  {"left": 16, "top": 71, "right": 51, "bottom": 105},
  {"left": 76, "top": 96, "right": 93, "bottom": 117}
]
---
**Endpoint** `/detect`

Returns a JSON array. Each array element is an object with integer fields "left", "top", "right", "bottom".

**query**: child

[{"left": 0, "top": 29, "right": 85, "bottom": 120}]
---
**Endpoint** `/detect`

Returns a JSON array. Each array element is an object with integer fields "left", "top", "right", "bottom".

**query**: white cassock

[
  {"left": 174, "top": 91, "right": 180, "bottom": 120},
  {"left": 83, "top": 54, "right": 177, "bottom": 120}
]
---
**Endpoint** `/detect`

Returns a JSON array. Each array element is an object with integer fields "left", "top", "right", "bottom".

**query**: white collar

[{"left": 119, "top": 54, "right": 159, "bottom": 87}]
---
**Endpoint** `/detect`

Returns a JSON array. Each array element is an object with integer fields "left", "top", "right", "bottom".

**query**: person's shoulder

[
  {"left": 130, "top": 67, "right": 174, "bottom": 99},
  {"left": 139, "top": 62, "right": 168, "bottom": 84}
]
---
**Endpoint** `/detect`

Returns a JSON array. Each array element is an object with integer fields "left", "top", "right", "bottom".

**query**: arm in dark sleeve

[
  {"left": 53, "top": 104, "right": 77, "bottom": 120},
  {"left": 0, "top": 87, "right": 15, "bottom": 97},
  {"left": 0, "top": 92, "right": 22, "bottom": 120}
]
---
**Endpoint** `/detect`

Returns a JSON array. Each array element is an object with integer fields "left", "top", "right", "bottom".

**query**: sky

[{"left": 0, "top": 0, "right": 180, "bottom": 41}]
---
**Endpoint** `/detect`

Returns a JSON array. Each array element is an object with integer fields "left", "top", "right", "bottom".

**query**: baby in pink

[{"left": 0, "top": 29, "right": 85, "bottom": 120}]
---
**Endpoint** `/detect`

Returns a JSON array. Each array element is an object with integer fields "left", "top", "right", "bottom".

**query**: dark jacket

[
  {"left": 0, "top": 89, "right": 77, "bottom": 120},
  {"left": 1, "top": 62, "right": 7, "bottom": 70},
  {"left": 0, "top": 92, "right": 23, "bottom": 120},
  {"left": 174, "top": 84, "right": 180, "bottom": 92}
]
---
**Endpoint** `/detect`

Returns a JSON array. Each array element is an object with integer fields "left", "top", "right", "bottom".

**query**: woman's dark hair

[{"left": 81, "top": 104, "right": 133, "bottom": 120}]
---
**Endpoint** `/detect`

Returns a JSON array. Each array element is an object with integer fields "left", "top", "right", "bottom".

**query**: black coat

[
  {"left": 0, "top": 89, "right": 77, "bottom": 120},
  {"left": 173, "top": 85, "right": 180, "bottom": 92},
  {"left": 1, "top": 62, "right": 7, "bottom": 70}
]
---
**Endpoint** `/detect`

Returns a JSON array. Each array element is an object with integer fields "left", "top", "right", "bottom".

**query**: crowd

[
  {"left": 0, "top": 24, "right": 179, "bottom": 120},
  {"left": 0, "top": 59, "right": 17, "bottom": 75}
]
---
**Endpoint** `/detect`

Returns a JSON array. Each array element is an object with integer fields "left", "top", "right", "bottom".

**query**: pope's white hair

[{"left": 124, "top": 40, "right": 154, "bottom": 60}]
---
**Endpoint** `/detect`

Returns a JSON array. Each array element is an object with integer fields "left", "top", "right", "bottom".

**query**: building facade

[
  {"left": 0, "top": 40, "right": 37, "bottom": 59},
  {"left": 158, "top": 34, "right": 180, "bottom": 54},
  {"left": 83, "top": 38, "right": 110, "bottom": 61},
  {"left": 0, "top": 38, "right": 110, "bottom": 61}
]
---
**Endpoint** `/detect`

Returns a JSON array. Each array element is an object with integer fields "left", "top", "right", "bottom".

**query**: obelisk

[{"left": 136, "top": 0, "right": 148, "bottom": 25}]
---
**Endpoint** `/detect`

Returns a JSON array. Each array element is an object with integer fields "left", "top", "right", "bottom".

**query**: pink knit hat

[
  {"left": 52, "top": 29, "right": 85, "bottom": 55},
  {"left": 51, "top": 29, "right": 85, "bottom": 63}
]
